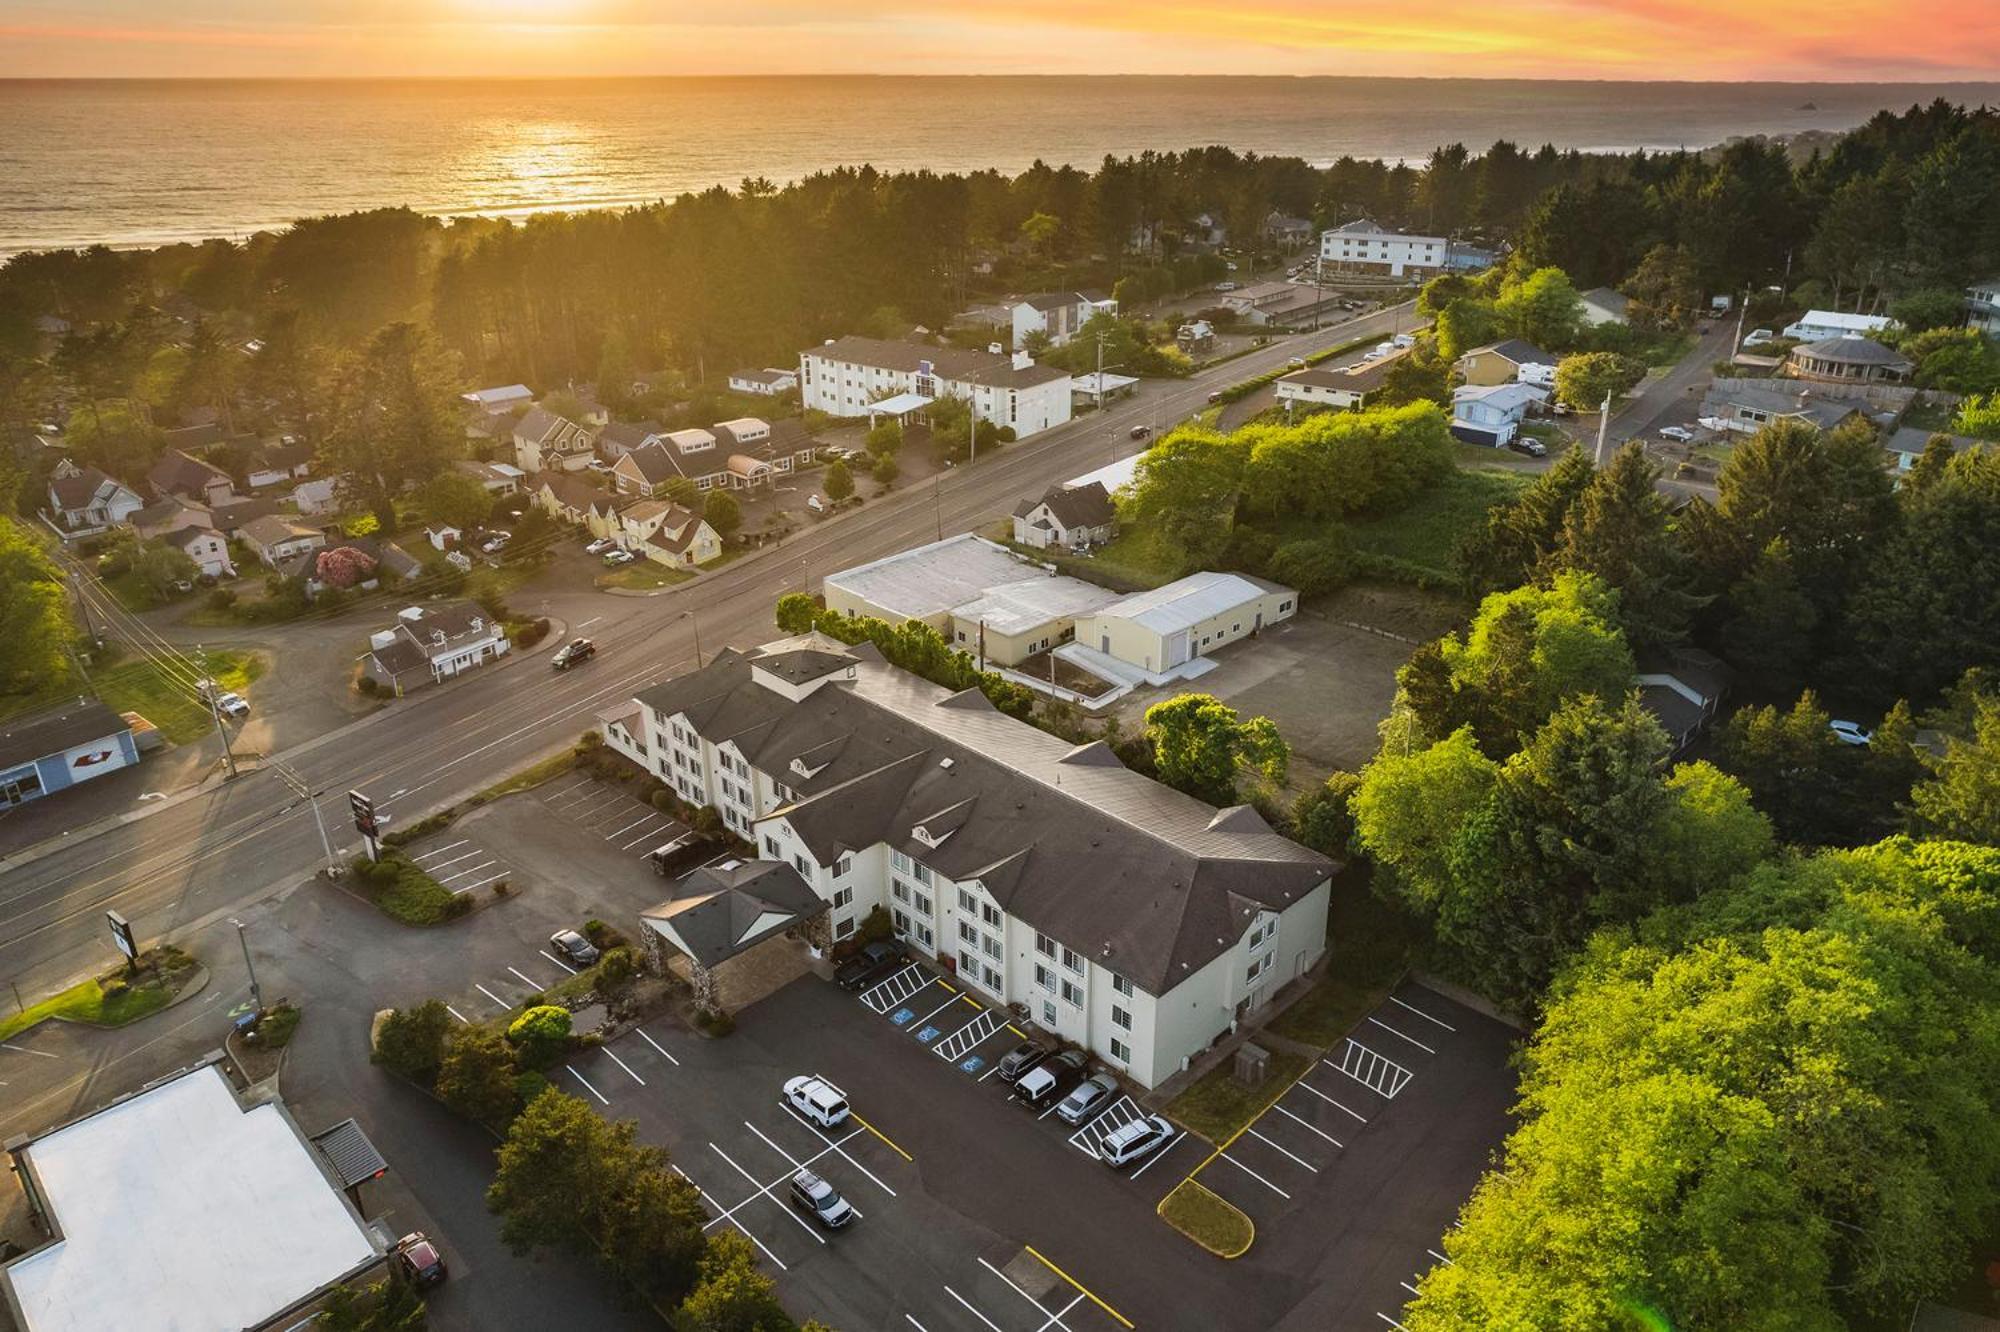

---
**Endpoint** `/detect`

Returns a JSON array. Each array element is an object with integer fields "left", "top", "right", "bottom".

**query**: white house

[
  {"left": 618, "top": 499, "right": 722, "bottom": 569},
  {"left": 1011, "top": 482, "right": 1116, "bottom": 551},
  {"left": 798, "top": 336, "right": 1073, "bottom": 440},
  {"left": 1578, "top": 288, "right": 1631, "bottom": 327},
  {"left": 604, "top": 635, "right": 1334, "bottom": 1088},
  {"left": 726, "top": 368, "right": 799, "bottom": 396},
  {"left": 1009, "top": 291, "right": 1117, "bottom": 350},
  {"left": 240, "top": 515, "right": 327, "bottom": 569},
  {"left": 1781, "top": 309, "right": 1895, "bottom": 342},
  {"left": 292, "top": 478, "right": 340, "bottom": 515},
  {"left": 360, "top": 601, "right": 509, "bottom": 695},
  {"left": 163, "top": 526, "right": 235, "bottom": 579},
  {"left": 453, "top": 458, "right": 524, "bottom": 495},
  {"left": 242, "top": 441, "right": 314, "bottom": 490},
  {"left": 1275, "top": 351, "right": 1404, "bottom": 411},
  {"left": 1319, "top": 219, "right": 1448, "bottom": 278},
  {"left": 1073, "top": 573, "right": 1297, "bottom": 678},
  {"left": 1966, "top": 279, "right": 2000, "bottom": 334},
  {"left": 44, "top": 460, "right": 142, "bottom": 538},
  {"left": 462, "top": 384, "right": 534, "bottom": 414},
  {"left": 1450, "top": 382, "right": 1547, "bottom": 446}
]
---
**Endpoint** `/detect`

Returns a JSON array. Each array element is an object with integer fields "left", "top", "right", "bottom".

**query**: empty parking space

[
  {"left": 905, "top": 1247, "right": 1135, "bottom": 1332},
  {"left": 407, "top": 836, "right": 512, "bottom": 894},
  {"left": 537, "top": 774, "right": 689, "bottom": 855}
]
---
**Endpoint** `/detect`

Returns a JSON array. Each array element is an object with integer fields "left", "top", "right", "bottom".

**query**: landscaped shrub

[
  {"left": 505, "top": 1004, "right": 574, "bottom": 1068},
  {"left": 346, "top": 852, "right": 470, "bottom": 925},
  {"left": 356, "top": 675, "right": 381, "bottom": 697},
  {"left": 595, "top": 947, "right": 640, "bottom": 993},
  {"left": 583, "top": 919, "right": 629, "bottom": 950},
  {"left": 374, "top": 1000, "right": 452, "bottom": 1082}
]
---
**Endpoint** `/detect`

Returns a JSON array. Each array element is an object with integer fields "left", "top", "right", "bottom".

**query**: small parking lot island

[{"left": 603, "top": 630, "right": 1335, "bottom": 1089}]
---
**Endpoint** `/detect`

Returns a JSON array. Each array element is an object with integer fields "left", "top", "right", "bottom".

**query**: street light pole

[
  {"left": 683, "top": 609, "right": 704, "bottom": 669},
  {"left": 233, "top": 918, "right": 263, "bottom": 1016}
]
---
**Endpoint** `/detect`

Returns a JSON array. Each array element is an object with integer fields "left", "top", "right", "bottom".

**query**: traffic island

[
  {"left": 0, "top": 945, "right": 205, "bottom": 1041},
  {"left": 343, "top": 851, "right": 476, "bottom": 925},
  {"left": 1158, "top": 1179, "right": 1255, "bottom": 1258}
]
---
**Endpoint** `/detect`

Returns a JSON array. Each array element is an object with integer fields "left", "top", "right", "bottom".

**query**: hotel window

[
  {"left": 982, "top": 935, "right": 1002, "bottom": 962},
  {"left": 913, "top": 922, "right": 934, "bottom": 949},
  {"left": 1109, "top": 1038, "right": 1130, "bottom": 1064},
  {"left": 1042, "top": 1000, "right": 1057, "bottom": 1026},
  {"left": 893, "top": 908, "right": 911, "bottom": 934},
  {"left": 1060, "top": 946, "right": 1082, "bottom": 974},
  {"left": 1034, "top": 963, "right": 1056, "bottom": 991},
  {"left": 959, "top": 920, "right": 979, "bottom": 946},
  {"left": 836, "top": 854, "right": 853, "bottom": 878},
  {"left": 1060, "top": 979, "right": 1084, "bottom": 1008},
  {"left": 1035, "top": 932, "right": 1056, "bottom": 958},
  {"left": 762, "top": 836, "right": 781, "bottom": 859},
  {"left": 982, "top": 964, "right": 1004, "bottom": 992},
  {"left": 957, "top": 888, "right": 976, "bottom": 913},
  {"left": 1112, "top": 974, "right": 1133, "bottom": 998},
  {"left": 912, "top": 862, "right": 934, "bottom": 888},
  {"left": 960, "top": 948, "right": 981, "bottom": 976},
  {"left": 1247, "top": 953, "right": 1273, "bottom": 985},
  {"left": 980, "top": 903, "right": 1001, "bottom": 929},
  {"left": 793, "top": 854, "right": 813, "bottom": 878},
  {"left": 891, "top": 850, "right": 913, "bottom": 874},
  {"left": 833, "top": 887, "right": 853, "bottom": 910},
  {"left": 892, "top": 881, "right": 910, "bottom": 905},
  {"left": 835, "top": 916, "right": 856, "bottom": 939},
  {"left": 1112, "top": 1005, "right": 1132, "bottom": 1031},
  {"left": 911, "top": 891, "right": 932, "bottom": 918}
]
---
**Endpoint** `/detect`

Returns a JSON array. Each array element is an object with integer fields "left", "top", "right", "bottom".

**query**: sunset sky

[{"left": 1, "top": 0, "right": 1995, "bottom": 80}]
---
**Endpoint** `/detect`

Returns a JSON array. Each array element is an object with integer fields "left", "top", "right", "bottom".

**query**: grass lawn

[
  {"left": 1341, "top": 467, "right": 1530, "bottom": 583},
  {"left": 349, "top": 851, "right": 472, "bottom": 926},
  {"left": 0, "top": 946, "right": 200, "bottom": 1041},
  {"left": 1158, "top": 1179, "right": 1255, "bottom": 1258},
  {"left": 1167, "top": 1049, "right": 1310, "bottom": 1144},
  {"left": 1076, "top": 526, "right": 1182, "bottom": 589},
  {"left": 91, "top": 648, "right": 264, "bottom": 745},
  {"left": 595, "top": 562, "right": 693, "bottom": 591},
  {"left": 473, "top": 746, "right": 580, "bottom": 802},
  {"left": 1265, "top": 883, "right": 1424, "bottom": 1048}
]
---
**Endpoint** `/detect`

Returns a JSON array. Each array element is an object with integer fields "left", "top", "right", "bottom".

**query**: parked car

[
  {"left": 212, "top": 692, "right": 249, "bottom": 720},
  {"left": 1099, "top": 1115, "right": 1176, "bottom": 1169},
  {"left": 479, "top": 530, "right": 512, "bottom": 554},
  {"left": 1287, "top": 356, "right": 1307, "bottom": 369},
  {"left": 603, "top": 548, "right": 636, "bottom": 567},
  {"left": 784, "top": 1074, "right": 851, "bottom": 1129},
  {"left": 806, "top": 494, "right": 827, "bottom": 514},
  {"left": 551, "top": 637, "right": 596, "bottom": 670},
  {"left": 1015, "top": 1049, "right": 1088, "bottom": 1109},
  {"left": 1206, "top": 391, "right": 1223, "bottom": 404},
  {"left": 1830, "top": 720, "right": 1873, "bottom": 747},
  {"left": 788, "top": 1168, "right": 856, "bottom": 1229},
  {"left": 584, "top": 537, "right": 615, "bottom": 555},
  {"left": 391, "top": 1232, "right": 447, "bottom": 1288},
  {"left": 834, "top": 941, "right": 904, "bottom": 991},
  {"left": 1214, "top": 281, "right": 1239, "bottom": 292},
  {"left": 1658, "top": 425, "right": 1696, "bottom": 443},
  {"left": 1552, "top": 401, "right": 1573, "bottom": 416},
  {"left": 995, "top": 1040, "right": 1053, "bottom": 1085},
  {"left": 1129, "top": 425, "right": 1151, "bottom": 440},
  {"left": 1507, "top": 437, "right": 1548, "bottom": 457},
  {"left": 1057, "top": 1072, "right": 1119, "bottom": 1125},
  {"left": 1743, "top": 328, "right": 1776, "bottom": 347},
  {"left": 548, "top": 928, "right": 600, "bottom": 967}
]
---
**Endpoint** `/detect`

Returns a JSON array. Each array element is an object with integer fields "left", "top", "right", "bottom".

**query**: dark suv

[
  {"left": 834, "top": 941, "right": 904, "bottom": 991},
  {"left": 552, "top": 637, "right": 597, "bottom": 670},
  {"left": 995, "top": 1040, "right": 1053, "bottom": 1085}
]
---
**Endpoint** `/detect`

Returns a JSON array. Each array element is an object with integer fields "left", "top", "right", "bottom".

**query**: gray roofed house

[
  {"left": 614, "top": 635, "right": 1333, "bottom": 1085},
  {"left": 1580, "top": 287, "right": 1630, "bottom": 325},
  {"left": 596, "top": 420, "right": 666, "bottom": 460},
  {"left": 1883, "top": 426, "right": 1981, "bottom": 471},
  {"left": 1700, "top": 381, "right": 1868, "bottom": 435},
  {"left": 1787, "top": 333, "right": 1913, "bottom": 384},
  {"left": 360, "top": 601, "right": 509, "bottom": 695},
  {"left": 1010, "top": 481, "right": 1116, "bottom": 551},
  {"left": 146, "top": 449, "right": 236, "bottom": 506},
  {"left": 44, "top": 460, "right": 143, "bottom": 537}
]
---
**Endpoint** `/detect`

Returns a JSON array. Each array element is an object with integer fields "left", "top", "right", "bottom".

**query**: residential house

[
  {"left": 533, "top": 470, "right": 619, "bottom": 530},
  {"left": 1176, "top": 320, "right": 1215, "bottom": 352},
  {"left": 602, "top": 634, "right": 1333, "bottom": 1088},
  {"left": 423, "top": 524, "right": 461, "bottom": 552},
  {"left": 1010, "top": 482, "right": 1116, "bottom": 551},
  {"left": 799, "top": 336, "right": 1073, "bottom": 439},
  {"left": 1456, "top": 339, "right": 1557, "bottom": 388},
  {"left": 1786, "top": 335, "right": 1912, "bottom": 385},
  {"left": 44, "top": 460, "right": 142, "bottom": 538},
  {"left": 207, "top": 496, "right": 285, "bottom": 540},
  {"left": 291, "top": 478, "right": 340, "bottom": 516},
  {"left": 1009, "top": 292, "right": 1117, "bottom": 350},
  {"left": 1882, "top": 427, "right": 1979, "bottom": 473},
  {"left": 1636, "top": 648, "right": 1731, "bottom": 757},
  {"left": 619, "top": 499, "right": 722, "bottom": 568},
  {"left": 726, "top": 368, "right": 799, "bottom": 396},
  {"left": 1276, "top": 350, "right": 1405, "bottom": 412},
  {"left": 240, "top": 515, "right": 327, "bottom": 569},
  {"left": 243, "top": 441, "right": 314, "bottom": 490},
  {"left": 609, "top": 440, "right": 690, "bottom": 500},
  {"left": 596, "top": 420, "right": 666, "bottom": 462},
  {"left": 1699, "top": 381, "right": 1869, "bottom": 435},
  {"left": 129, "top": 495, "right": 213, "bottom": 542},
  {"left": 1966, "top": 278, "right": 2000, "bottom": 334},
  {"left": 452, "top": 458, "right": 524, "bottom": 496},
  {"left": 1263, "top": 213, "right": 1316, "bottom": 250},
  {"left": 1450, "top": 382, "right": 1547, "bottom": 446},
  {"left": 511, "top": 408, "right": 597, "bottom": 475},
  {"left": 1186, "top": 213, "right": 1227, "bottom": 249},
  {"left": 461, "top": 384, "right": 534, "bottom": 414},
  {"left": 1579, "top": 288, "right": 1631, "bottom": 327},
  {"left": 1216, "top": 281, "right": 1348, "bottom": 329},
  {"left": 147, "top": 449, "right": 236, "bottom": 507},
  {"left": 1073, "top": 573, "right": 1297, "bottom": 677},
  {"left": 280, "top": 534, "right": 423, "bottom": 595},
  {"left": 1319, "top": 219, "right": 1447, "bottom": 277},
  {"left": 163, "top": 526, "right": 235, "bottom": 579},
  {"left": 1781, "top": 309, "right": 1895, "bottom": 342},
  {"left": 360, "top": 602, "right": 510, "bottom": 695}
]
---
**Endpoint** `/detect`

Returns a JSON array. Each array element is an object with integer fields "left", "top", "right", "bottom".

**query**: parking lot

[
  {"left": 407, "top": 836, "right": 515, "bottom": 895},
  {"left": 537, "top": 773, "right": 691, "bottom": 858}
]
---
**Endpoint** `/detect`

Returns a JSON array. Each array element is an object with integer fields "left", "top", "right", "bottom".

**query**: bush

[
  {"left": 595, "top": 947, "right": 640, "bottom": 993},
  {"left": 505, "top": 1004, "right": 573, "bottom": 1068},
  {"left": 374, "top": 1000, "right": 452, "bottom": 1083},
  {"left": 649, "top": 788, "right": 678, "bottom": 811},
  {"left": 695, "top": 1008, "right": 736, "bottom": 1037},
  {"left": 382, "top": 808, "right": 457, "bottom": 847},
  {"left": 583, "top": 919, "right": 629, "bottom": 950},
  {"left": 1267, "top": 533, "right": 1356, "bottom": 596},
  {"left": 347, "top": 852, "right": 469, "bottom": 925},
  {"left": 356, "top": 674, "right": 381, "bottom": 697},
  {"left": 204, "top": 587, "right": 237, "bottom": 611},
  {"left": 256, "top": 1002, "right": 302, "bottom": 1049},
  {"left": 436, "top": 1023, "right": 522, "bottom": 1128},
  {"left": 509, "top": 617, "right": 551, "bottom": 650}
]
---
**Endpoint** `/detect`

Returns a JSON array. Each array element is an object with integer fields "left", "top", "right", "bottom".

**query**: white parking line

[
  {"left": 605, "top": 1049, "right": 647, "bottom": 1086},
  {"left": 410, "top": 839, "right": 470, "bottom": 862},
  {"left": 944, "top": 1286, "right": 1005, "bottom": 1332},
  {"left": 419, "top": 848, "right": 483, "bottom": 873},
  {"left": 860, "top": 962, "right": 926, "bottom": 1013},
  {"left": 1391, "top": 994, "right": 1457, "bottom": 1031},
  {"left": 506, "top": 966, "right": 544, "bottom": 990},
  {"left": 473, "top": 982, "right": 509, "bottom": 1009},
  {"left": 779, "top": 1103, "right": 897, "bottom": 1197},
  {"left": 621, "top": 820, "right": 670, "bottom": 850},
  {"left": 538, "top": 949, "right": 578, "bottom": 975},
  {"left": 566, "top": 791, "right": 627, "bottom": 820},
  {"left": 456, "top": 871, "right": 509, "bottom": 894},
  {"left": 908, "top": 992, "right": 962, "bottom": 1031},
  {"left": 905, "top": 1317, "right": 934, "bottom": 1332},
  {"left": 1295, "top": 1078, "right": 1370, "bottom": 1122},
  {"left": 1427, "top": 1248, "right": 1453, "bottom": 1266},
  {"left": 445, "top": 1004, "right": 469, "bottom": 1024},
  {"left": 744, "top": 1122, "right": 862, "bottom": 1221},
  {"left": 567, "top": 1065, "right": 608, "bottom": 1105},
  {"left": 1376, "top": 1316, "right": 1411, "bottom": 1330},
  {"left": 605, "top": 812, "right": 660, "bottom": 840},
  {"left": 1335, "top": 1039, "right": 1414, "bottom": 1098},
  {"left": 1246, "top": 1127, "right": 1319, "bottom": 1172},
  {"left": 708, "top": 1142, "right": 825, "bottom": 1244},
  {"left": 1036, "top": 1292, "right": 1086, "bottom": 1332},
  {"left": 1218, "top": 1152, "right": 1292, "bottom": 1199},
  {"left": 437, "top": 858, "right": 498, "bottom": 883},
  {"left": 637, "top": 1028, "right": 682, "bottom": 1065},
  {"left": 1368, "top": 1016, "right": 1437, "bottom": 1055},
  {"left": 1128, "top": 1129, "right": 1186, "bottom": 1181},
  {"left": 674, "top": 1164, "right": 787, "bottom": 1272},
  {"left": 701, "top": 1129, "right": 858, "bottom": 1231},
  {"left": 1, "top": 1044, "right": 58, "bottom": 1059},
  {"left": 978, "top": 1257, "right": 1074, "bottom": 1332},
  {"left": 1272, "top": 1102, "right": 1343, "bottom": 1148}
]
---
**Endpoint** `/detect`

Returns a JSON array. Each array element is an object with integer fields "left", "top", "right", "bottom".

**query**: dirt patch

[
  {"left": 1015, "top": 649, "right": 1116, "bottom": 699},
  {"left": 1315, "top": 581, "right": 1463, "bottom": 642}
]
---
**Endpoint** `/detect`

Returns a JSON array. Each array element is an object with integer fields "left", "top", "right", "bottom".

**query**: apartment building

[
  {"left": 1319, "top": 219, "right": 1448, "bottom": 278},
  {"left": 604, "top": 635, "right": 1333, "bottom": 1088},
  {"left": 798, "top": 336, "right": 1073, "bottom": 439}
]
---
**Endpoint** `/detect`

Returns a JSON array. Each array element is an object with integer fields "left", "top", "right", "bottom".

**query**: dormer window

[
  {"left": 911, "top": 824, "right": 953, "bottom": 850},
  {"left": 789, "top": 756, "right": 826, "bottom": 780}
]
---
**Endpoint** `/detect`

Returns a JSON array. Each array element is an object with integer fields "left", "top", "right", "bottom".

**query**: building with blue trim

[{"left": 0, "top": 701, "right": 138, "bottom": 809}]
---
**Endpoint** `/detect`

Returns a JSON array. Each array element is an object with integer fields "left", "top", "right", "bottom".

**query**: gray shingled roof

[
  {"left": 642, "top": 860, "right": 825, "bottom": 968},
  {"left": 0, "top": 699, "right": 127, "bottom": 770},
  {"left": 636, "top": 638, "right": 1333, "bottom": 994},
  {"left": 806, "top": 336, "right": 1069, "bottom": 390},
  {"left": 1794, "top": 335, "right": 1912, "bottom": 368},
  {"left": 1013, "top": 481, "right": 1115, "bottom": 530}
]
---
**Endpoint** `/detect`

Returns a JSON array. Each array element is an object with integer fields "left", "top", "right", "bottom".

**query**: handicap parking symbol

[
  {"left": 891, "top": 1007, "right": 916, "bottom": 1026},
  {"left": 960, "top": 1055, "right": 985, "bottom": 1074},
  {"left": 915, "top": 1025, "right": 942, "bottom": 1043}
]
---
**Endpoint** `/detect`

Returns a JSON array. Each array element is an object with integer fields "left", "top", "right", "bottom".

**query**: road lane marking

[
  {"left": 1390, "top": 994, "right": 1457, "bottom": 1030},
  {"left": 566, "top": 1065, "right": 608, "bottom": 1105},
  {"left": 637, "top": 1028, "right": 681, "bottom": 1065}
]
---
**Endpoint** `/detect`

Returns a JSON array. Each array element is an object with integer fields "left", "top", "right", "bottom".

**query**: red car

[{"left": 392, "top": 1232, "right": 447, "bottom": 1289}]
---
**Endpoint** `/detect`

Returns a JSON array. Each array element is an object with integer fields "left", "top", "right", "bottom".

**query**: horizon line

[{"left": 4, "top": 72, "right": 2000, "bottom": 88}]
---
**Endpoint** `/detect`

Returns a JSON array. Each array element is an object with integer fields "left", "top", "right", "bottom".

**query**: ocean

[{"left": 3, "top": 76, "right": 1997, "bottom": 257}]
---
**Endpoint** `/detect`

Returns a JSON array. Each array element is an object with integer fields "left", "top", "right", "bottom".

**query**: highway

[{"left": 0, "top": 303, "right": 1418, "bottom": 1004}]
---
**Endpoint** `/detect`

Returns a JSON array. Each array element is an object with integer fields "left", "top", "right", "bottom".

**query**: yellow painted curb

[{"left": 1157, "top": 1178, "right": 1255, "bottom": 1259}]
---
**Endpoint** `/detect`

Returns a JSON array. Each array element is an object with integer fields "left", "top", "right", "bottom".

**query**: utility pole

[
  {"left": 1731, "top": 286, "right": 1750, "bottom": 359},
  {"left": 196, "top": 644, "right": 238, "bottom": 780},
  {"left": 70, "top": 567, "right": 100, "bottom": 648},
  {"left": 682, "top": 609, "right": 704, "bottom": 669},
  {"left": 1595, "top": 391, "right": 1614, "bottom": 466},
  {"left": 272, "top": 759, "right": 338, "bottom": 877},
  {"left": 233, "top": 918, "right": 263, "bottom": 1017}
]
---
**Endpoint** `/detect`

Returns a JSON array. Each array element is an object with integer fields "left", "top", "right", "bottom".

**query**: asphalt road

[{"left": 0, "top": 301, "right": 1418, "bottom": 1014}]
